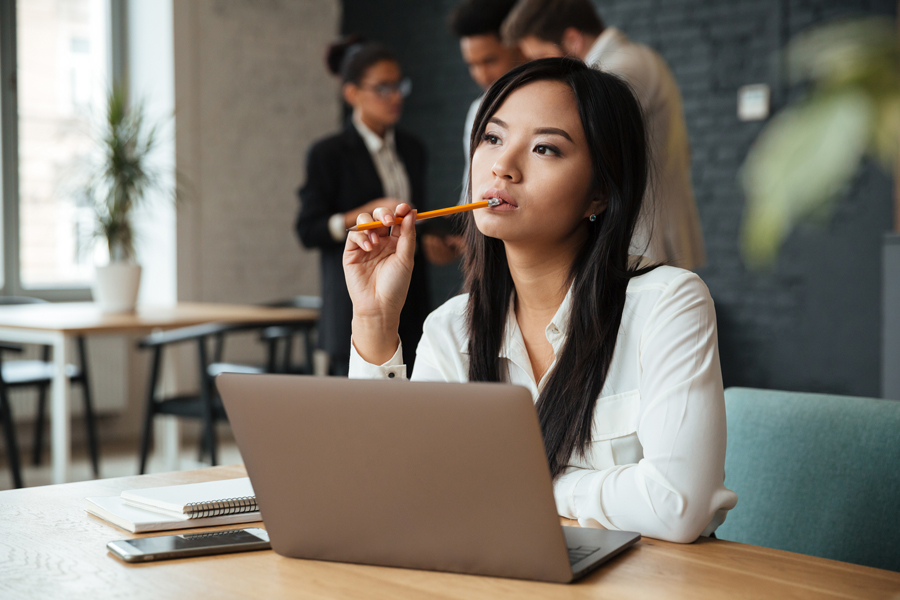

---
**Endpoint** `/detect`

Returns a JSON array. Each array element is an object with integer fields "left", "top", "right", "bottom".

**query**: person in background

[
  {"left": 295, "top": 36, "right": 431, "bottom": 376},
  {"left": 450, "top": 0, "right": 524, "bottom": 202},
  {"left": 421, "top": 0, "right": 527, "bottom": 267},
  {"left": 503, "top": 0, "right": 706, "bottom": 270}
]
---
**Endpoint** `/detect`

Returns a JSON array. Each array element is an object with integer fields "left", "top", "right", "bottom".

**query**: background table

[
  {"left": 1, "top": 465, "right": 897, "bottom": 599},
  {"left": 0, "top": 302, "right": 319, "bottom": 484}
]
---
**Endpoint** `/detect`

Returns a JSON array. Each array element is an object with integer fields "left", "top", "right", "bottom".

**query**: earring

[{"left": 589, "top": 214, "right": 597, "bottom": 222}]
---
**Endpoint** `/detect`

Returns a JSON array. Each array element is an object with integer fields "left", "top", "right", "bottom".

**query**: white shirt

[
  {"left": 585, "top": 28, "right": 706, "bottom": 271},
  {"left": 327, "top": 115, "right": 412, "bottom": 242},
  {"left": 350, "top": 265, "right": 738, "bottom": 543}
]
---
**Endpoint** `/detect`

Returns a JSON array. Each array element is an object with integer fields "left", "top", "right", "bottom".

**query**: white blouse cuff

[
  {"left": 328, "top": 213, "right": 347, "bottom": 242},
  {"left": 573, "top": 470, "right": 617, "bottom": 530},
  {"left": 555, "top": 468, "right": 618, "bottom": 529},
  {"left": 553, "top": 468, "right": 593, "bottom": 519},
  {"left": 348, "top": 338, "right": 407, "bottom": 380}
]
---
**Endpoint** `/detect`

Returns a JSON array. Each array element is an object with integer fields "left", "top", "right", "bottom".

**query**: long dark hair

[{"left": 462, "top": 57, "right": 657, "bottom": 479}]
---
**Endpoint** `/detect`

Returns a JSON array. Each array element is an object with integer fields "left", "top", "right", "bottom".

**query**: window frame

[{"left": 0, "top": 0, "right": 127, "bottom": 301}]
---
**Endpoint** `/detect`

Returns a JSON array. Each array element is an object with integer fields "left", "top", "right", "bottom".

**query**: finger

[
  {"left": 350, "top": 213, "right": 379, "bottom": 252},
  {"left": 395, "top": 209, "right": 417, "bottom": 257},
  {"left": 372, "top": 206, "right": 396, "bottom": 228},
  {"left": 357, "top": 211, "right": 390, "bottom": 239},
  {"left": 390, "top": 204, "right": 414, "bottom": 238},
  {"left": 346, "top": 230, "right": 372, "bottom": 252}
]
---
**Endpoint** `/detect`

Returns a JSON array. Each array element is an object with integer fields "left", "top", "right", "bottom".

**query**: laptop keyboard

[{"left": 568, "top": 545, "right": 601, "bottom": 565}]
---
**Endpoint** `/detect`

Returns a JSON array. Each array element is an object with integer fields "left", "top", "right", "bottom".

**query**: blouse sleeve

[
  {"left": 347, "top": 306, "right": 466, "bottom": 383},
  {"left": 554, "top": 272, "right": 737, "bottom": 543}
]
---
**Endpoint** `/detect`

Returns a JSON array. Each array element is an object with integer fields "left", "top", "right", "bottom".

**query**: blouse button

[{"left": 388, "top": 372, "right": 395, "bottom": 378}]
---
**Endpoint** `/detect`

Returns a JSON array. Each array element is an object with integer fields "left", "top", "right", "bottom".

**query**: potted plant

[
  {"left": 80, "top": 85, "right": 168, "bottom": 313},
  {"left": 741, "top": 18, "right": 900, "bottom": 266}
]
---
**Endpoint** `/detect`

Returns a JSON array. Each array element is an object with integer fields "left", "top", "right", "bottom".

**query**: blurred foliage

[
  {"left": 741, "top": 18, "right": 900, "bottom": 268},
  {"left": 78, "top": 85, "right": 169, "bottom": 263}
]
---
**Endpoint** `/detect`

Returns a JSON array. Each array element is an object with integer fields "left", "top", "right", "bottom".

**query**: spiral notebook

[
  {"left": 85, "top": 495, "right": 261, "bottom": 533},
  {"left": 85, "top": 478, "right": 260, "bottom": 533},
  {"left": 119, "top": 477, "right": 258, "bottom": 519}
]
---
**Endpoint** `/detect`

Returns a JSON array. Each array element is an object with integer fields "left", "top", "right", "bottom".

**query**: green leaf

[
  {"left": 786, "top": 18, "right": 899, "bottom": 89},
  {"left": 740, "top": 91, "right": 872, "bottom": 267},
  {"left": 76, "top": 84, "right": 174, "bottom": 263}
]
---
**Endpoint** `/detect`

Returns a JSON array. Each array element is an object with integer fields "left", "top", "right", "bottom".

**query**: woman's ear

[
  {"left": 584, "top": 193, "right": 608, "bottom": 219},
  {"left": 342, "top": 82, "right": 358, "bottom": 107}
]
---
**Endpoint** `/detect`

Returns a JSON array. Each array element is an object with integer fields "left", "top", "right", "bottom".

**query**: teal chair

[{"left": 716, "top": 388, "right": 900, "bottom": 572}]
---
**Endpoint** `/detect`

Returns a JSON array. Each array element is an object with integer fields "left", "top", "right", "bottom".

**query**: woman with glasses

[{"left": 296, "top": 36, "right": 431, "bottom": 376}]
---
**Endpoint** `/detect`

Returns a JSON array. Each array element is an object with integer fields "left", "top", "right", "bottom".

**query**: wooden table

[
  {"left": 1, "top": 466, "right": 897, "bottom": 599},
  {"left": 0, "top": 302, "right": 319, "bottom": 484}
]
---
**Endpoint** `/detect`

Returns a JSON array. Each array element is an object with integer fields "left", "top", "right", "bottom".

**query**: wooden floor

[{"left": 0, "top": 436, "right": 244, "bottom": 491}]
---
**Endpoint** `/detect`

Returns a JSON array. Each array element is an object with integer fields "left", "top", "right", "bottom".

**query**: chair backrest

[
  {"left": 264, "top": 296, "right": 322, "bottom": 310},
  {"left": 717, "top": 387, "right": 900, "bottom": 572}
]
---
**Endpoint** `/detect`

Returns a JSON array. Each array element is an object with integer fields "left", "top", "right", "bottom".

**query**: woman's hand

[
  {"left": 343, "top": 198, "right": 404, "bottom": 229},
  {"left": 343, "top": 204, "right": 417, "bottom": 364},
  {"left": 421, "top": 234, "right": 464, "bottom": 266}
]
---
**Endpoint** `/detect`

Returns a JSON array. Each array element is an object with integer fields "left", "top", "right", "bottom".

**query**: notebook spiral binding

[{"left": 183, "top": 496, "right": 258, "bottom": 519}]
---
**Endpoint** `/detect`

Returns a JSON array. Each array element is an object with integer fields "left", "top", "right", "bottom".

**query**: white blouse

[{"left": 349, "top": 265, "right": 738, "bottom": 543}]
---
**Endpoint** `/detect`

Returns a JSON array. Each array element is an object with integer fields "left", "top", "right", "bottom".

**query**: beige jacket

[{"left": 586, "top": 28, "right": 706, "bottom": 270}]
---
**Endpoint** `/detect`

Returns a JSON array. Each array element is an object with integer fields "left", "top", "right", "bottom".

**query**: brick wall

[{"left": 342, "top": 0, "right": 896, "bottom": 396}]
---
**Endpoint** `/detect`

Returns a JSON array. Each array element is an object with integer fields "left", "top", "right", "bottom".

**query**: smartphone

[{"left": 107, "top": 528, "right": 271, "bottom": 563}]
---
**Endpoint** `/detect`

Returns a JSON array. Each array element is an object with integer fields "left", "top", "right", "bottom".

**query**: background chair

[
  {"left": 0, "top": 297, "right": 99, "bottom": 488},
  {"left": 0, "top": 342, "right": 24, "bottom": 488},
  {"left": 259, "top": 296, "right": 321, "bottom": 375},
  {"left": 136, "top": 296, "right": 320, "bottom": 474},
  {"left": 716, "top": 387, "right": 900, "bottom": 572}
]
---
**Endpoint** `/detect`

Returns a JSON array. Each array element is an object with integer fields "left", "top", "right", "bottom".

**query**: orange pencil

[{"left": 347, "top": 199, "right": 500, "bottom": 232}]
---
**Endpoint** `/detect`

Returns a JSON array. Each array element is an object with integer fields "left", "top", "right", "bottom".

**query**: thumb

[{"left": 396, "top": 209, "right": 417, "bottom": 265}]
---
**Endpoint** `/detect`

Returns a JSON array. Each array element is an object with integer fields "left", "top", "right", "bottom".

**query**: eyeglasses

[{"left": 360, "top": 77, "right": 412, "bottom": 99}]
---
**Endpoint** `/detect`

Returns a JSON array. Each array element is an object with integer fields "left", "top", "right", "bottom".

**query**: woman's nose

[{"left": 491, "top": 149, "right": 522, "bottom": 182}]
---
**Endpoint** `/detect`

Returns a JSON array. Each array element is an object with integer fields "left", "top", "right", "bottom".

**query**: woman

[
  {"left": 343, "top": 58, "right": 737, "bottom": 543},
  {"left": 295, "top": 37, "right": 431, "bottom": 375}
]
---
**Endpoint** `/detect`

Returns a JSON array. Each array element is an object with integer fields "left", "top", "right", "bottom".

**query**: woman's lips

[{"left": 483, "top": 188, "right": 518, "bottom": 210}]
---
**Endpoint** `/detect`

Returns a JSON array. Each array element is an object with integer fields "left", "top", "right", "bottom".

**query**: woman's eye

[
  {"left": 481, "top": 133, "right": 501, "bottom": 145},
  {"left": 534, "top": 144, "right": 560, "bottom": 156}
]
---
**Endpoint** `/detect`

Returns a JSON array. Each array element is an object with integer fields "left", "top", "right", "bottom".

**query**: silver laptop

[{"left": 217, "top": 374, "right": 639, "bottom": 583}]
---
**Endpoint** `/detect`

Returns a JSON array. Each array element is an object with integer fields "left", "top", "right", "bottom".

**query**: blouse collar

[
  {"left": 584, "top": 27, "right": 626, "bottom": 69},
  {"left": 352, "top": 113, "right": 396, "bottom": 154}
]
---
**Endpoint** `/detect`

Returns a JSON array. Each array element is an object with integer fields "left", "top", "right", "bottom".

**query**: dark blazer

[{"left": 296, "top": 123, "right": 430, "bottom": 369}]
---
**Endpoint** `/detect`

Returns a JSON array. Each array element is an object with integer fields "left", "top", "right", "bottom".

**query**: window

[{"left": 0, "top": 0, "right": 122, "bottom": 298}]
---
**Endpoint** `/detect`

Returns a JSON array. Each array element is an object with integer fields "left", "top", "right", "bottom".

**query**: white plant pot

[{"left": 93, "top": 263, "right": 142, "bottom": 313}]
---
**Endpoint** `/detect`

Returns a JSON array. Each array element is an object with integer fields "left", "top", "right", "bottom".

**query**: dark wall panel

[{"left": 340, "top": 0, "right": 896, "bottom": 396}]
